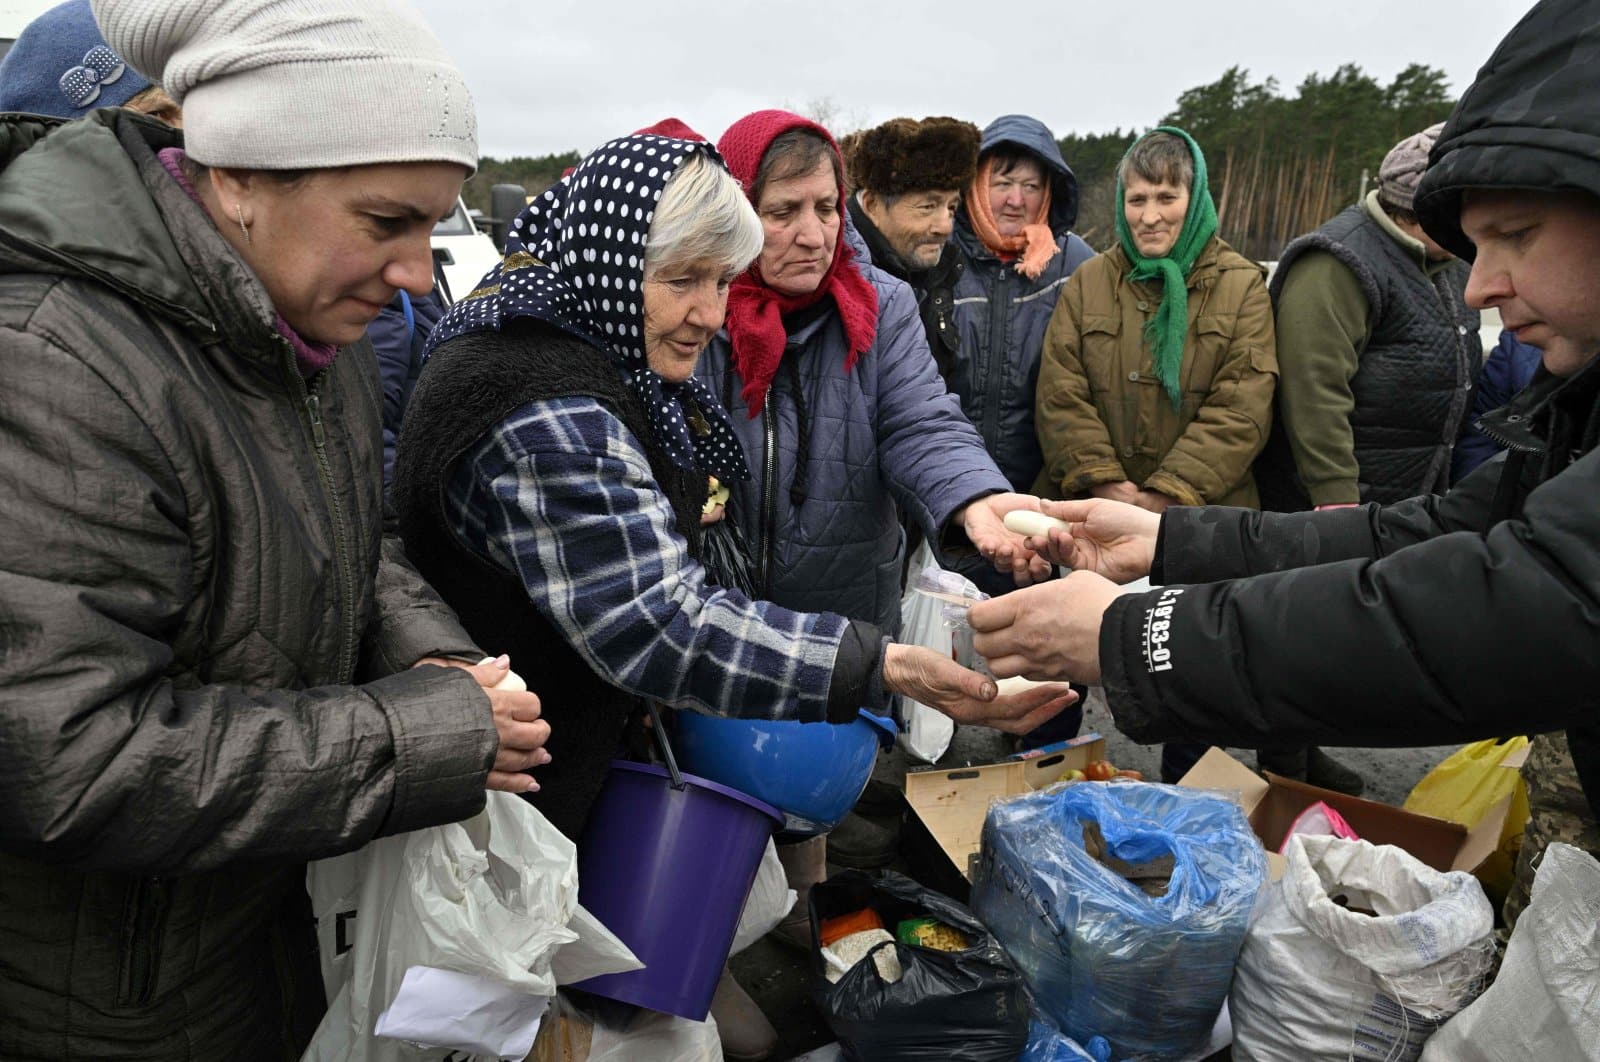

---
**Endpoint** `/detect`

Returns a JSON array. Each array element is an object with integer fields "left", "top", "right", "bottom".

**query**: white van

[{"left": 431, "top": 198, "right": 500, "bottom": 303}]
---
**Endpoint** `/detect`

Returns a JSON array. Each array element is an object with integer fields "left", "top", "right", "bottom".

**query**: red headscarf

[{"left": 717, "top": 110, "right": 879, "bottom": 416}]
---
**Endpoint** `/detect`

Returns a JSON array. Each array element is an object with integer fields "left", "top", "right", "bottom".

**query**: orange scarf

[{"left": 964, "top": 158, "right": 1060, "bottom": 279}]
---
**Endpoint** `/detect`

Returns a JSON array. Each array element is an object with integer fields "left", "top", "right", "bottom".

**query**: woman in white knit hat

[{"left": 0, "top": 2, "right": 549, "bottom": 1056}]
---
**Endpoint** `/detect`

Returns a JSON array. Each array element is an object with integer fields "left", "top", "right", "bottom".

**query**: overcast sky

[{"left": 411, "top": 0, "right": 1531, "bottom": 160}]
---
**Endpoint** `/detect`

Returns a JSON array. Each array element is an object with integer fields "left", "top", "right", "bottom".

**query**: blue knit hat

[{"left": 0, "top": 0, "right": 152, "bottom": 119}]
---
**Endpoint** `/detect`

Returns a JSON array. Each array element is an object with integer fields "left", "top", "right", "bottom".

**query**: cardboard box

[
  {"left": 901, "top": 733, "right": 1107, "bottom": 901},
  {"left": 901, "top": 740, "right": 1514, "bottom": 897},
  {"left": 1177, "top": 747, "right": 1513, "bottom": 880}
]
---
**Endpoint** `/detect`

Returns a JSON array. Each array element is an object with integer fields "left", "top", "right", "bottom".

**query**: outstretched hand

[
  {"left": 967, "top": 572, "right": 1122, "bottom": 685},
  {"left": 881, "top": 643, "right": 1078, "bottom": 734},
  {"left": 1014, "top": 498, "right": 1160, "bottom": 585},
  {"left": 959, "top": 493, "right": 1054, "bottom": 585},
  {"left": 414, "top": 655, "right": 552, "bottom": 793}
]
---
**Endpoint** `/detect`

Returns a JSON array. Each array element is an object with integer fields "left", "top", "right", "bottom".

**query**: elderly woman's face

[
  {"left": 1123, "top": 174, "right": 1190, "bottom": 259},
  {"left": 754, "top": 158, "right": 840, "bottom": 297},
  {"left": 988, "top": 158, "right": 1047, "bottom": 239},
  {"left": 222, "top": 161, "right": 465, "bottom": 346},
  {"left": 643, "top": 258, "right": 733, "bottom": 383}
]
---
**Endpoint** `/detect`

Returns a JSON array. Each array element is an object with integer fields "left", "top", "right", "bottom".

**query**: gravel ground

[{"left": 731, "top": 686, "right": 1458, "bottom": 1060}]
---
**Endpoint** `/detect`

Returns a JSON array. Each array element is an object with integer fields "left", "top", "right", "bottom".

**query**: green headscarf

[{"left": 1114, "top": 126, "right": 1218, "bottom": 409}]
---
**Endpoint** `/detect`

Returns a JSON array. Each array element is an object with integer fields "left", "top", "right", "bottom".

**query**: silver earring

[{"left": 235, "top": 203, "right": 251, "bottom": 245}]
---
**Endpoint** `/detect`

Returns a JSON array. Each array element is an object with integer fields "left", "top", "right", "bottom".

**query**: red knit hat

[{"left": 715, "top": 110, "right": 878, "bottom": 415}]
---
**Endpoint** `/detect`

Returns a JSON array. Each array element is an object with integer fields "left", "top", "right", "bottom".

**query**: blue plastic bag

[
  {"left": 971, "top": 782, "right": 1266, "bottom": 1060},
  {"left": 1021, "top": 1018, "right": 1113, "bottom": 1062}
]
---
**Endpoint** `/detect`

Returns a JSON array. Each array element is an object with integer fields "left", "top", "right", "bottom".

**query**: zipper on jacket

[
  {"left": 1426, "top": 273, "right": 1482, "bottom": 491},
  {"left": 295, "top": 372, "right": 359, "bottom": 682},
  {"left": 757, "top": 390, "right": 778, "bottom": 597},
  {"left": 1474, "top": 416, "right": 1547, "bottom": 456},
  {"left": 119, "top": 876, "right": 167, "bottom": 1007},
  {"left": 980, "top": 268, "right": 1010, "bottom": 448}
]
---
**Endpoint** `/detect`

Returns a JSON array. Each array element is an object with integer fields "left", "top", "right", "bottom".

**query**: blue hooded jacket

[{"left": 950, "top": 115, "right": 1095, "bottom": 493}]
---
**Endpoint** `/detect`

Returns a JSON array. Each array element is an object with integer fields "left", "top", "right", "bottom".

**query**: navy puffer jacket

[
  {"left": 698, "top": 257, "right": 1011, "bottom": 634},
  {"left": 949, "top": 115, "right": 1095, "bottom": 491}
]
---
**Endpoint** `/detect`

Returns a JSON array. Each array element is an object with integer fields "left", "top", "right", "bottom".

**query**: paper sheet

[{"left": 374, "top": 966, "right": 550, "bottom": 1059}]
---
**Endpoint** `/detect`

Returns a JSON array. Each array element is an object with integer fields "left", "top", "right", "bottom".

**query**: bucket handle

[{"left": 646, "top": 701, "right": 689, "bottom": 791}]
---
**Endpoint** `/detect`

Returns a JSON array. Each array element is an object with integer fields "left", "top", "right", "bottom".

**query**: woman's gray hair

[
  {"left": 645, "top": 152, "right": 764, "bottom": 276},
  {"left": 1117, "top": 131, "right": 1194, "bottom": 192}
]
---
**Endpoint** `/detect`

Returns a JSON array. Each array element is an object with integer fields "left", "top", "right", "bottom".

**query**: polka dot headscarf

[{"left": 427, "top": 133, "right": 750, "bottom": 482}]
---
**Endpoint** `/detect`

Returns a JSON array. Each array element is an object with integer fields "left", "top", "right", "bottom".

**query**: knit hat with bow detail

[
  {"left": 0, "top": 0, "right": 152, "bottom": 118},
  {"left": 90, "top": 0, "right": 477, "bottom": 172}
]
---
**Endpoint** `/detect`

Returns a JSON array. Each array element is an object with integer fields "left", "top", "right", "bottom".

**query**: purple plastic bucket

[{"left": 571, "top": 760, "right": 783, "bottom": 1020}]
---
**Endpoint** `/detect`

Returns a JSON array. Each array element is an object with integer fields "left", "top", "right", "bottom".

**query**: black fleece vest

[
  {"left": 392, "top": 320, "right": 706, "bottom": 839},
  {"left": 1261, "top": 205, "right": 1479, "bottom": 508}
]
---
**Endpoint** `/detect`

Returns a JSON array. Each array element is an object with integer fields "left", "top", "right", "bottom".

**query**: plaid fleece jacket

[{"left": 445, "top": 395, "right": 869, "bottom": 722}]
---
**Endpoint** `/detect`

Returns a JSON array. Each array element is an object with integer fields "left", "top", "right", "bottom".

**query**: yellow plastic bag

[{"left": 1404, "top": 738, "right": 1532, "bottom": 904}]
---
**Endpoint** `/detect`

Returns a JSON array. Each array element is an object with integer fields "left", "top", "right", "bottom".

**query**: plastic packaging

[
  {"left": 971, "top": 781, "right": 1267, "bottom": 1060},
  {"left": 729, "top": 837, "right": 795, "bottom": 954},
  {"left": 909, "top": 561, "right": 992, "bottom": 676},
  {"left": 1021, "top": 1019, "right": 1112, "bottom": 1062},
  {"left": 823, "top": 928, "right": 902, "bottom": 984},
  {"left": 1279, "top": 800, "right": 1360, "bottom": 851},
  {"left": 1404, "top": 737, "right": 1531, "bottom": 903},
  {"left": 819, "top": 907, "right": 884, "bottom": 946},
  {"left": 811, "top": 871, "right": 1029, "bottom": 1062},
  {"left": 897, "top": 544, "right": 958, "bottom": 763},
  {"left": 304, "top": 793, "right": 640, "bottom": 1062},
  {"left": 896, "top": 917, "right": 970, "bottom": 951}
]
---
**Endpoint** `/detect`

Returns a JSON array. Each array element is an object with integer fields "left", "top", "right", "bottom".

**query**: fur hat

[{"left": 844, "top": 116, "right": 980, "bottom": 196}]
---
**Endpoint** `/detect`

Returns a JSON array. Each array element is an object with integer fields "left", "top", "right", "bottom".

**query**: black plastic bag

[{"left": 810, "top": 870, "right": 1029, "bottom": 1062}]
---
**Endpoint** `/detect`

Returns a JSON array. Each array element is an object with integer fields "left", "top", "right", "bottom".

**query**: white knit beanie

[{"left": 90, "top": 0, "right": 477, "bottom": 173}]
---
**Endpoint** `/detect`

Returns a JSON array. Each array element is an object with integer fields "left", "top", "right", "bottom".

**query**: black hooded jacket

[{"left": 1100, "top": 0, "right": 1600, "bottom": 821}]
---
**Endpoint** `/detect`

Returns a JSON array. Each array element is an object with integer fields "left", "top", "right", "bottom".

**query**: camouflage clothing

[{"left": 1502, "top": 732, "right": 1600, "bottom": 931}]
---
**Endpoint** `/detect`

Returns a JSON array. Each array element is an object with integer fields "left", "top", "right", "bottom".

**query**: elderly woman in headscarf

[
  {"left": 392, "top": 126, "right": 1073, "bottom": 844},
  {"left": 1035, "top": 127, "right": 1277, "bottom": 514},
  {"left": 1033, "top": 126, "right": 1277, "bottom": 782},
  {"left": 701, "top": 110, "right": 1053, "bottom": 631},
  {"left": 0, "top": 0, "right": 546, "bottom": 1054}
]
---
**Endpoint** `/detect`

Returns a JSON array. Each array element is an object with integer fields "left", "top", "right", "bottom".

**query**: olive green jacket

[{"left": 1034, "top": 237, "right": 1278, "bottom": 507}]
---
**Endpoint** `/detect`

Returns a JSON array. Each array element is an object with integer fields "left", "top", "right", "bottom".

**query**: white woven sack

[
  {"left": 1420, "top": 842, "right": 1600, "bottom": 1061},
  {"left": 1231, "top": 835, "right": 1494, "bottom": 1062}
]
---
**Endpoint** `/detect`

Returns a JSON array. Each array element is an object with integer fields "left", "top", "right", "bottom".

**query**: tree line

[
  {"left": 1061, "top": 63, "right": 1456, "bottom": 258},
  {"left": 465, "top": 63, "right": 1456, "bottom": 262}
]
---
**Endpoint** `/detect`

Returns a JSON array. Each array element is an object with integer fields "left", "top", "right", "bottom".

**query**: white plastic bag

[
  {"left": 303, "top": 793, "right": 641, "bottom": 1062},
  {"left": 1231, "top": 835, "right": 1494, "bottom": 1062},
  {"left": 1420, "top": 842, "right": 1600, "bottom": 1061},
  {"left": 531, "top": 993, "right": 722, "bottom": 1062},
  {"left": 729, "top": 837, "right": 795, "bottom": 954},
  {"left": 896, "top": 542, "right": 956, "bottom": 763},
  {"left": 587, "top": 1007, "right": 723, "bottom": 1062}
]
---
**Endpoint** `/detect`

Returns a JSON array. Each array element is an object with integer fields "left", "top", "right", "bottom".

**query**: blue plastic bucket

[
  {"left": 674, "top": 709, "right": 897, "bottom": 835},
  {"left": 571, "top": 760, "right": 782, "bottom": 1020}
]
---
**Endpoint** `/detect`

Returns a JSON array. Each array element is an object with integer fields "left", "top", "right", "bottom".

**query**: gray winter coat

[
  {"left": 950, "top": 115, "right": 1096, "bottom": 492},
  {"left": 697, "top": 258, "right": 1012, "bottom": 633},
  {"left": 0, "top": 111, "right": 495, "bottom": 1058}
]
